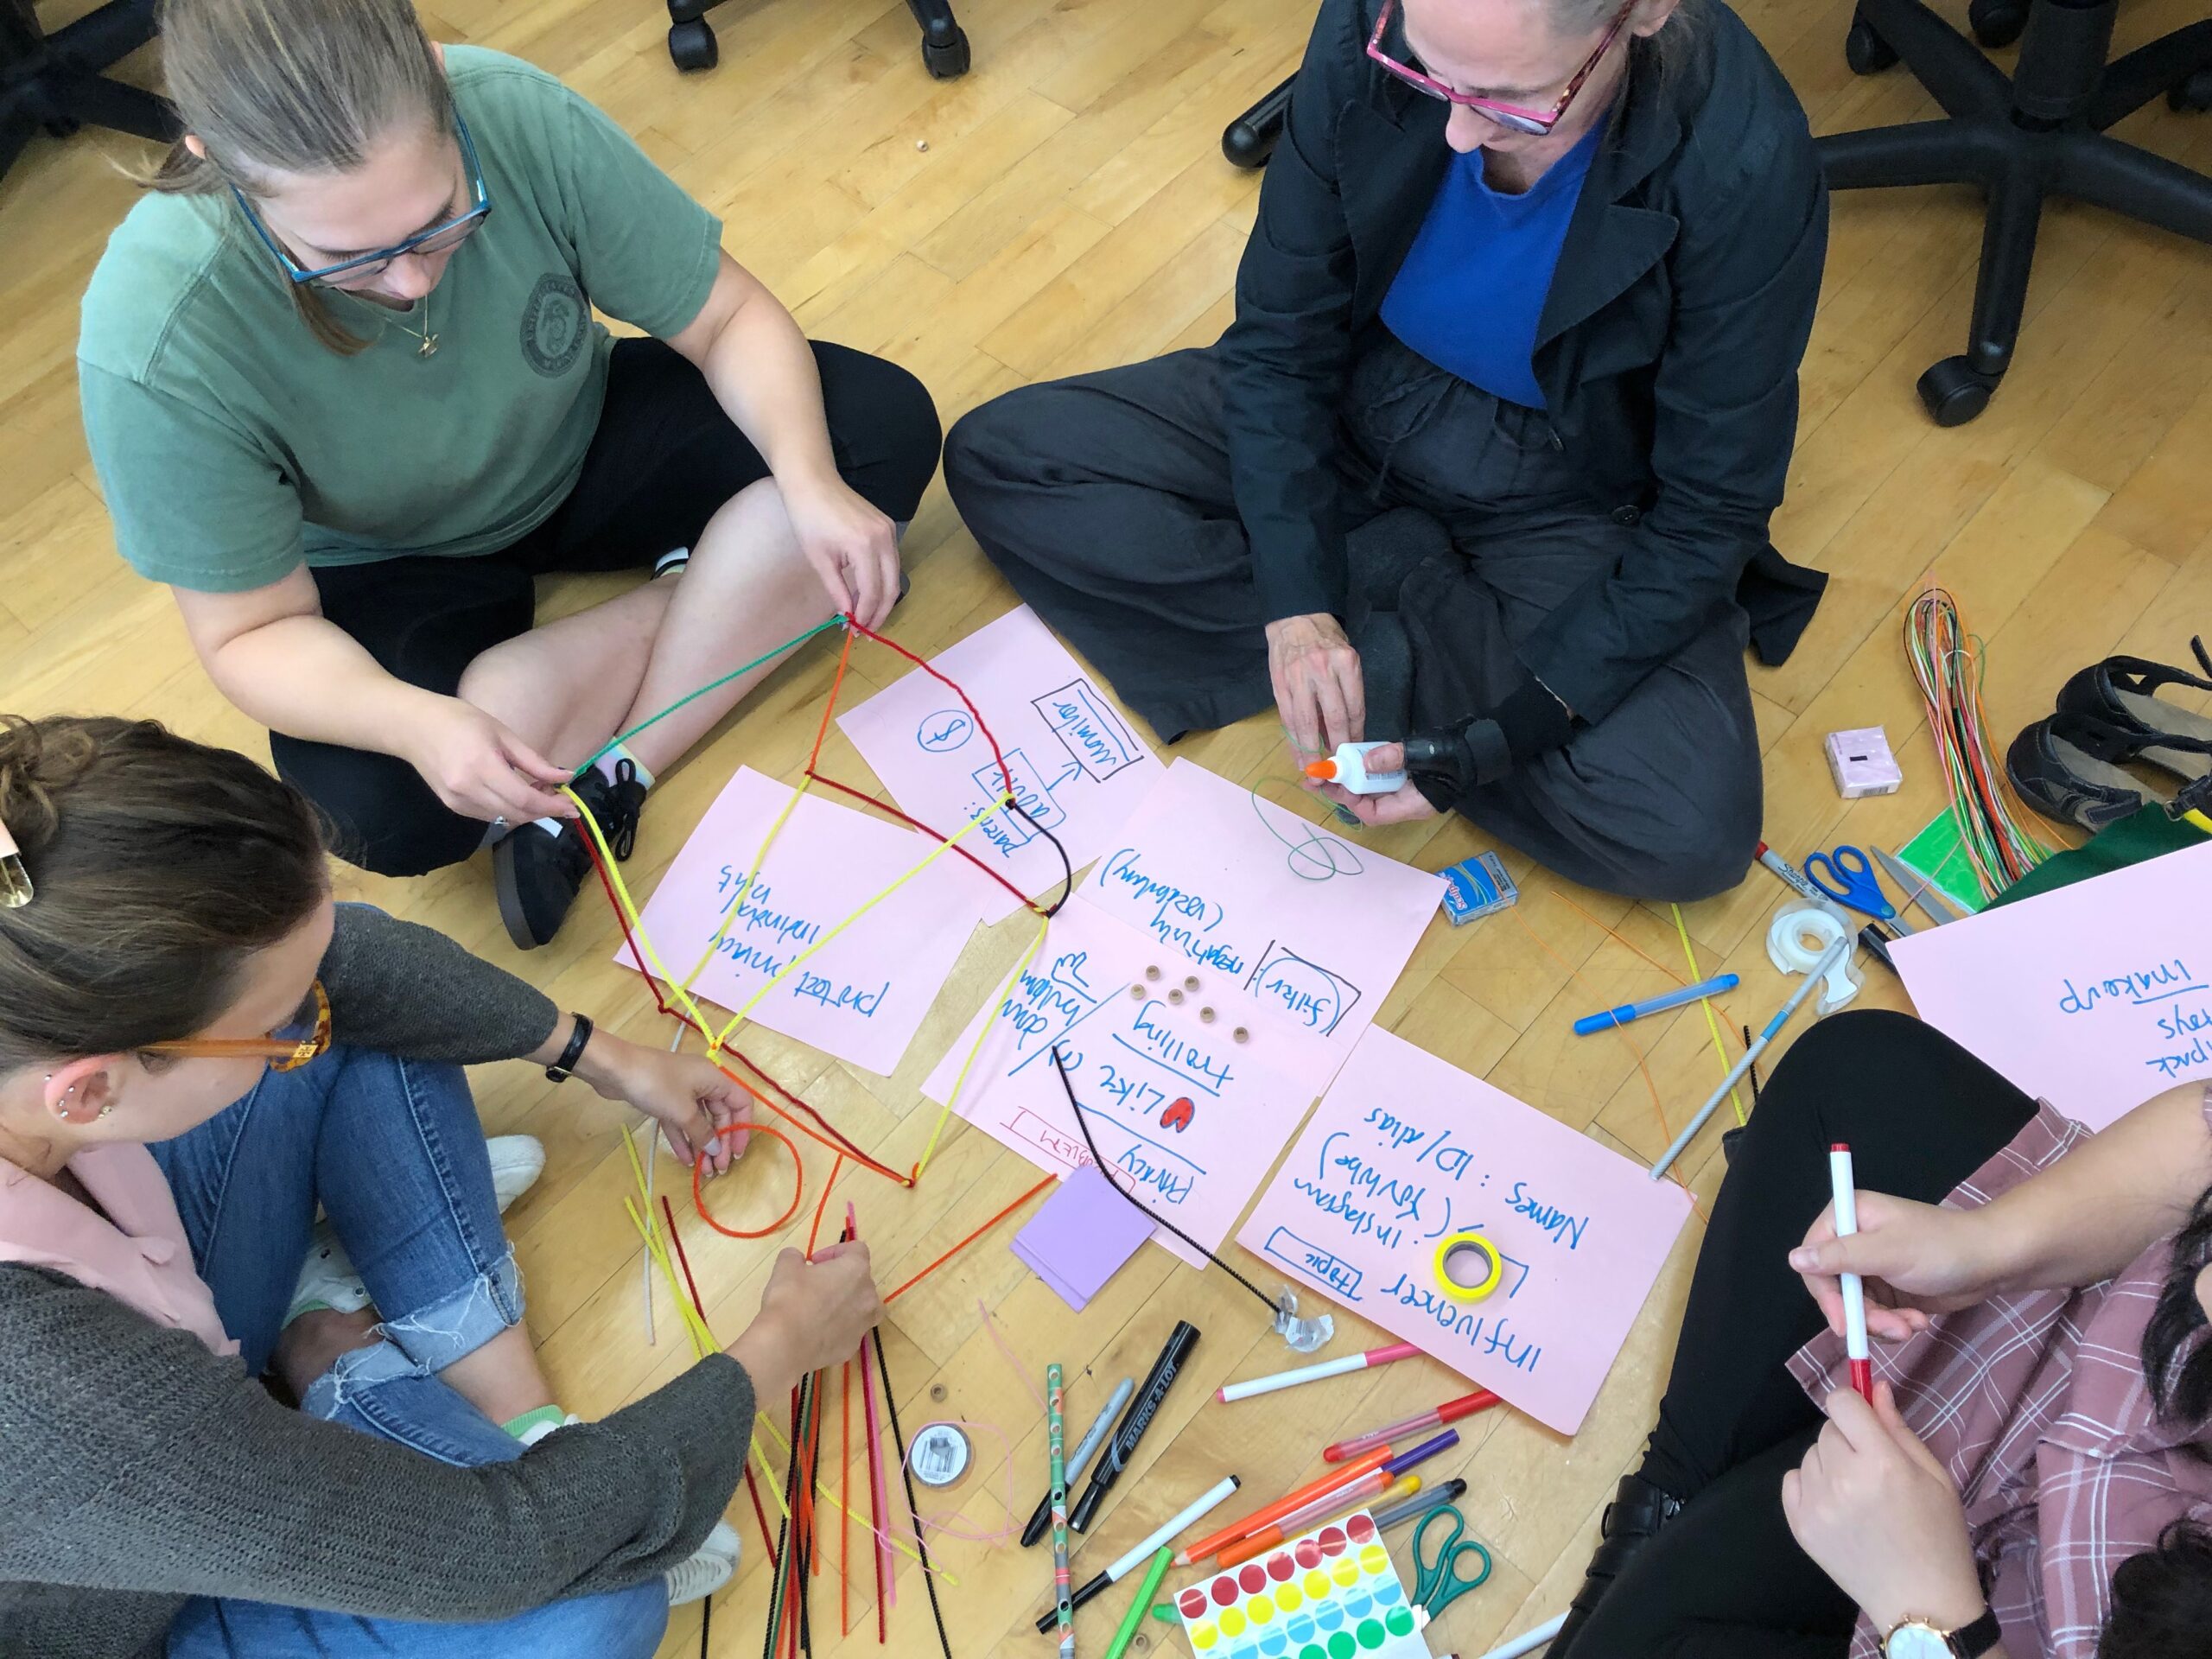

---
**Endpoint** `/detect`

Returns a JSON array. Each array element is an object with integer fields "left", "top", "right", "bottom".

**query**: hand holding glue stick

[{"left": 1827, "top": 1142, "right": 1875, "bottom": 1404}]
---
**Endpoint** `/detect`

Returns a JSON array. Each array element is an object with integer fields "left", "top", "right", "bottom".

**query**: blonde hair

[{"left": 147, "top": 0, "right": 454, "bottom": 354}]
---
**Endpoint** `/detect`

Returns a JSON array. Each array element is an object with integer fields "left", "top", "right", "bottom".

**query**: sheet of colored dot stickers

[{"left": 1176, "top": 1510, "right": 1428, "bottom": 1659}]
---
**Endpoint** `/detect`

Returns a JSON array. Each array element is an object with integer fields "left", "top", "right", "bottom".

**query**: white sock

[{"left": 594, "top": 744, "right": 654, "bottom": 791}]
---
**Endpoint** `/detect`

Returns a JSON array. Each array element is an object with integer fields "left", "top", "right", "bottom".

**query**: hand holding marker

[{"left": 1828, "top": 1142, "right": 1876, "bottom": 1403}]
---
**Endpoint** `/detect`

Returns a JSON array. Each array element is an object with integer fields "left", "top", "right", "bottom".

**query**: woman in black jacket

[{"left": 944, "top": 0, "right": 1829, "bottom": 900}]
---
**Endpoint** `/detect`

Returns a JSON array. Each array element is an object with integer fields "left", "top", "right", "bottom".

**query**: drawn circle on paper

[
  {"left": 1294, "top": 1539, "right": 1323, "bottom": 1570},
  {"left": 1211, "top": 1577, "right": 1240, "bottom": 1608},
  {"left": 1182, "top": 1589, "right": 1212, "bottom": 1619},
  {"left": 1219, "top": 1607, "right": 1248, "bottom": 1637},
  {"left": 1332, "top": 1557, "right": 1361, "bottom": 1589},
  {"left": 1356, "top": 1618, "right": 1387, "bottom": 1650},
  {"left": 1303, "top": 1569, "right": 1330, "bottom": 1599},
  {"left": 1239, "top": 1564, "right": 1268, "bottom": 1596},
  {"left": 1385, "top": 1608, "right": 1415, "bottom": 1637},
  {"left": 1327, "top": 1633, "right": 1357, "bottom": 1659},
  {"left": 1317, "top": 1526, "right": 1349, "bottom": 1557},
  {"left": 1345, "top": 1514, "right": 1377, "bottom": 1545},
  {"left": 1357, "top": 1544, "right": 1389, "bottom": 1576},
  {"left": 1249, "top": 1599, "right": 1276, "bottom": 1626},
  {"left": 1275, "top": 1583, "right": 1301, "bottom": 1612},
  {"left": 916, "top": 709, "right": 975, "bottom": 753},
  {"left": 1267, "top": 1552, "right": 1296, "bottom": 1584},
  {"left": 1192, "top": 1622, "right": 1218, "bottom": 1650}
]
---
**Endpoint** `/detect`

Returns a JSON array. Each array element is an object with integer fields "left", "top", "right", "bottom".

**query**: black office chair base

[
  {"left": 1825, "top": 0, "right": 2212, "bottom": 424},
  {"left": 667, "top": 0, "right": 969, "bottom": 79},
  {"left": 1223, "top": 74, "right": 1294, "bottom": 168},
  {"left": 2, "top": 0, "right": 175, "bottom": 188}
]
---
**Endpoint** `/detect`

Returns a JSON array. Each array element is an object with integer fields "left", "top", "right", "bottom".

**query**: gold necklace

[{"left": 383, "top": 289, "right": 439, "bottom": 358}]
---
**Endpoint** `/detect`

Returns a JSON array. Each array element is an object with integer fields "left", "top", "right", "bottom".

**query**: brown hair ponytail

[
  {"left": 145, "top": 0, "right": 454, "bottom": 354},
  {"left": 0, "top": 715, "right": 327, "bottom": 1071}
]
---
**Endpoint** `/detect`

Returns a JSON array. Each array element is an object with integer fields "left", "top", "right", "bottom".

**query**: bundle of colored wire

[{"left": 1904, "top": 587, "right": 2051, "bottom": 899}]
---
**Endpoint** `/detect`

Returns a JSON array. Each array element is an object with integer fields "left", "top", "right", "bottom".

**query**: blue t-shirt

[{"left": 1379, "top": 119, "right": 1607, "bottom": 410}]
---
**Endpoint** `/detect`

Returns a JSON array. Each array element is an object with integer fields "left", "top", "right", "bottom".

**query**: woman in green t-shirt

[{"left": 78, "top": 0, "right": 942, "bottom": 949}]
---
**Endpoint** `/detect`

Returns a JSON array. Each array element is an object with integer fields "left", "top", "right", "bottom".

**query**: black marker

[{"left": 1068, "top": 1320, "right": 1200, "bottom": 1534}]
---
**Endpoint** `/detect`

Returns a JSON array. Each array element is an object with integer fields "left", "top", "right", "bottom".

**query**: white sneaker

[
  {"left": 486, "top": 1135, "right": 546, "bottom": 1214},
  {"left": 664, "top": 1518, "right": 741, "bottom": 1606}
]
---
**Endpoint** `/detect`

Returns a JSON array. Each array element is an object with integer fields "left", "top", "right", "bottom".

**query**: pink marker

[
  {"left": 1217, "top": 1341, "right": 1422, "bottom": 1403},
  {"left": 1828, "top": 1143, "right": 1874, "bottom": 1404}
]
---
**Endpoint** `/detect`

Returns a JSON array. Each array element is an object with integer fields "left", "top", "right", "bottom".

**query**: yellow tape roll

[{"left": 1433, "top": 1230, "right": 1503, "bottom": 1302}]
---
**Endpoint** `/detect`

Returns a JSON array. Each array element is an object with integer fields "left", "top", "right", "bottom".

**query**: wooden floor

[{"left": 5, "top": 0, "right": 2212, "bottom": 1652}]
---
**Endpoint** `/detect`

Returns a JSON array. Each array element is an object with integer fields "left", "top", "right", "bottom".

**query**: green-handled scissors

[{"left": 1410, "top": 1504, "right": 1493, "bottom": 1622}]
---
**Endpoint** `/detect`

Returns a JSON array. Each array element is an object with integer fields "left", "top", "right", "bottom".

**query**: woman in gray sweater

[{"left": 0, "top": 713, "right": 883, "bottom": 1658}]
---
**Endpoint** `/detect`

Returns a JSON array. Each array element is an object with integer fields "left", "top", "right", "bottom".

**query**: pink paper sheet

[
  {"left": 836, "top": 607, "right": 1164, "bottom": 922},
  {"left": 921, "top": 903, "right": 1314, "bottom": 1270},
  {"left": 1892, "top": 839, "right": 2212, "bottom": 1131},
  {"left": 1236, "top": 1029, "right": 1694, "bottom": 1435},
  {"left": 617, "top": 767, "right": 987, "bottom": 1077},
  {"left": 1077, "top": 760, "right": 1445, "bottom": 1063}
]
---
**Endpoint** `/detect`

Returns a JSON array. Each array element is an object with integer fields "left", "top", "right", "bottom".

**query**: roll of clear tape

[{"left": 1766, "top": 901, "right": 1862, "bottom": 1013}]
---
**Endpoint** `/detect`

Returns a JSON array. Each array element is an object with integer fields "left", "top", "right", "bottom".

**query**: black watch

[
  {"left": 1883, "top": 1607, "right": 2001, "bottom": 1659},
  {"left": 545, "top": 1013, "right": 594, "bottom": 1083}
]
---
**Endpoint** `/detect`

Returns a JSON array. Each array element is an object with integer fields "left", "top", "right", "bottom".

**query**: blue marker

[{"left": 1573, "top": 972, "right": 1740, "bottom": 1036}]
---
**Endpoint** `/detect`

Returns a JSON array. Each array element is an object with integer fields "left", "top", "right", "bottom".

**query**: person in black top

[{"left": 944, "top": 0, "right": 1828, "bottom": 900}]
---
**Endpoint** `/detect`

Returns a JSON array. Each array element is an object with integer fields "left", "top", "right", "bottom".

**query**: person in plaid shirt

[{"left": 1547, "top": 1008, "right": 2212, "bottom": 1659}]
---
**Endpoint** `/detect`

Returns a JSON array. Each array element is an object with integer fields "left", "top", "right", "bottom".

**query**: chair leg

[
  {"left": 1964, "top": 165, "right": 2044, "bottom": 378},
  {"left": 1223, "top": 75, "right": 1294, "bottom": 168},
  {"left": 2087, "top": 22, "right": 2212, "bottom": 130},
  {"left": 1817, "top": 118, "right": 1996, "bottom": 190},
  {"left": 905, "top": 0, "right": 969, "bottom": 78},
  {"left": 1855, "top": 0, "right": 2015, "bottom": 118},
  {"left": 2056, "top": 128, "right": 2212, "bottom": 244}
]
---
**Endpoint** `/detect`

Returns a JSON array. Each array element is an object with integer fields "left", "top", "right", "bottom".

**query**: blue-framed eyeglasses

[{"left": 232, "top": 114, "right": 493, "bottom": 287}]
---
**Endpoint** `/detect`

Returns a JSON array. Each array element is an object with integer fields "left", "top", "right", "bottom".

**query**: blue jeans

[{"left": 155, "top": 1046, "right": 669, "bottom": 1659}]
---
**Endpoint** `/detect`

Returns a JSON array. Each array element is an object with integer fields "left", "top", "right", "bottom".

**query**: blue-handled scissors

[
  {"left": 1801, "top": 843, "right": 1911, "bottom": 931},
  {"left": 1410, "top": 1504, "right": 1493, "bottom": 1622}
]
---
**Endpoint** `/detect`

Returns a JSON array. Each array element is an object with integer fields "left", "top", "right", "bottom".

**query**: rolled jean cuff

[{"left": 302, "top": 1245, "right": 524, "bottom": 1411}]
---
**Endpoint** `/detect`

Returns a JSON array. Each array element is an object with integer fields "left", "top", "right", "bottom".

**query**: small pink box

[{"left": 1825, "top": 727, "right": 1903, "bottom": 798}]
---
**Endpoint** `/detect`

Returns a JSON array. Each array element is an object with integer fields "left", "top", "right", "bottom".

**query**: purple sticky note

[{"left": 1011, "top": 1164, "right": 1156, "bottom": 1312}]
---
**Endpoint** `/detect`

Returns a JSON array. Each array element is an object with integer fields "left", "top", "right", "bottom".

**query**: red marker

[
  {"left": 1828, "top": 1142, "right": 1874, "bottom": 1403},
  {"left": 1323, "top": 1389, "right": 1503, "bottom": 1462}
]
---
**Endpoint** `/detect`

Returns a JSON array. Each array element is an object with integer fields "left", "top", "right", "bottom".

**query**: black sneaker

[{"left": 493, "top": 760, "right": 646, "bottom": 950}]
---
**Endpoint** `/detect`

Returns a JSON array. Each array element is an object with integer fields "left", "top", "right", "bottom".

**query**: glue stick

[{"left": 1302, "top": 741, "right": 1407, "bottom": 796}]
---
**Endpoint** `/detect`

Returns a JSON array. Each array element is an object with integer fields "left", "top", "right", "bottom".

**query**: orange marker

[
  {"left": 1173, "top": 1445, "right": 1392, "bottom": 1566},
  {"left": 1215, "top": 1472, "right": 1417, "bottom": 1569}
]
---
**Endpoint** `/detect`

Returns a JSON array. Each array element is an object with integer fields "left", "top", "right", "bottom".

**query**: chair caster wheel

[
  {"left": 921, "top": 23, "right": 969, "bottom": 79},
  {"left": 1844, "top": 19, "right": 1897, "bottom": 76},
  {"left": 667, "top": 18, "right": 718, "bottom": 71},
  {"left": 2171, "top": 68, "right": 2212, "bottom": 114},
  {"left": 1222, "top": 118, "right": 1276, "bottom": 168},
  {"left": 1967, "top": 0, "right": 2026, "bottom": 48},
  {"left": 1917, "top": 357, "right": 1997, "bottom": 426}
]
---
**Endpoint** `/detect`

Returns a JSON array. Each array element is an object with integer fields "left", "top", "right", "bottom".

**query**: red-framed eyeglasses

[{"left": 1366, "top": 0, "right": 1638, "bottom": 136}]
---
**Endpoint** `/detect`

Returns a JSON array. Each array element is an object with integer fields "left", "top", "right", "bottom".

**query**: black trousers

[
  {"left": 1557, "top": 1011, "right": 2038, "bottom": 1659},
  {"left": 274, "top": 339, "right": 942, "bottom": 878},
  {"left": 943, "top": 339, "right": 1763, "bottom": 901}
]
